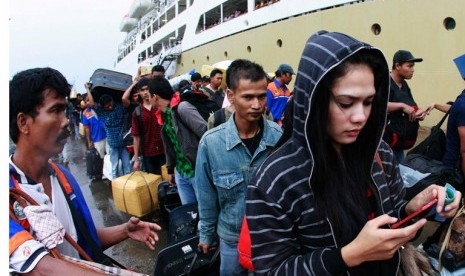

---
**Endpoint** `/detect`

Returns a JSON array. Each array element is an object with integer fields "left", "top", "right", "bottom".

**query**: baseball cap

[
  {"left": 453, "top": 53, "right": 465, "bottom": 79},
  {"left": 393, "top": 50, "right": 423, "bottom": 64},
  {"left": 277, "top": 64, "right": 295, "bottom": 75}
]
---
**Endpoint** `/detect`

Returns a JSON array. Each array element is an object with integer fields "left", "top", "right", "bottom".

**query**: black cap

[{"left": 393, "top": 50, "right": 423, "bottom": 64}]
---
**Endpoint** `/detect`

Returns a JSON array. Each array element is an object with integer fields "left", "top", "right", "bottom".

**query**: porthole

[
  {"left": 444, "top": 17, "right": 456, "bottom": 30},
  {"left": 277, "top": 39, "right": 283, "bottom": 47},
  {"left": 224, "top": 51, "right": 228, "bottom": 58},
  {"left": 371, "top": 23, "right": 381, "bottom": 35},
  {"left": 247, "top": 46, "right": 251, "bottom": 53},
  {"left": 207, "top": 56, "right": 210, "bottom": 61}
]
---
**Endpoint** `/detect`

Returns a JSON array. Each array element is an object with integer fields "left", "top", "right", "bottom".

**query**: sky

[{"left": 9, "top": 0, "right": 133, "bottom": 93}]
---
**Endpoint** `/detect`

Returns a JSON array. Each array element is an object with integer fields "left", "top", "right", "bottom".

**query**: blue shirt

[
  {"left": 195, "top": 114, "right": 282, "bottom": 244},
  {"left": 81, "top": 107, "right": 106, "bottom": 142},
  {"left": 443, "top": 90, "right": 465, "bottom": 168},
  {"left": 266, "top": 78, "right": 291, "bottom": 122},
  {"left": 95, "top": 103, "right": 126, "bottom": 148}
]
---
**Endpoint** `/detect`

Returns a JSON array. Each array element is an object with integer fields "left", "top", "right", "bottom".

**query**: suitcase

[
  {"left": 158, "top": 181, "right": 182, "bottom": 221},
  {"left": 86, "top": 147, "right": 103, "bottom": 179},
  {"left": 168, "top": 203, "right": 198, "bottom": 243},
  {"left": 154, "top": 235, "right": 220, "bottom": 276},
  {"left": 88, "top": 68, "right": 132, "bottom": 103},
  {"left": 112, "top": 172, "right": 162, "bottom": 217}
]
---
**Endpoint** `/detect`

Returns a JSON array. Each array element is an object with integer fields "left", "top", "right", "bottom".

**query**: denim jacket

[{"left": 195, "top": 114, "right": 282, "bottom": 245}]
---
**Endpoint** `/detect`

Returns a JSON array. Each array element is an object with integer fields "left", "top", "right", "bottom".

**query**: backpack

[
  {"left": 180, "top": 91, "right": 220, "bottom": 121},
  {"left": 400, "top": 154, "right": 464, "bottom": 200},
  {"left": 213, "top": 108, "right": 227, "bottom": 128},
  {"left": 384, "top": 109, "right": 420, "bottom": 150},
  {"left": 407, "top": 108, "right": 451, "bottom": 161}
]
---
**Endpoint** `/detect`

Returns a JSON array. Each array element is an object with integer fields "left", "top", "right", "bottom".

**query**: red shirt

[{"left": 131, "top": 104, "right": 164, "bottom": 157}]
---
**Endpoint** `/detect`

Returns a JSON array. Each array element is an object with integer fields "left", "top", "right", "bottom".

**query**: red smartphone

[{"left": 391, "top": 198, "right": 438, "bottom": 229}]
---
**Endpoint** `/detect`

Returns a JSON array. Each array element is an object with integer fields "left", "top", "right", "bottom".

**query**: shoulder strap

[
  {"left": 213, "top": 108, "right": 226, "bottom": 128},
  {"left": 134, "top": 105, "right": 144, "bottom": 156},
  {"left": 436, "top": 107, "right": 451, "bottom": 129},
  {"left": 9, "top": 183, "right": 93, "bottom": 262},
  {"left": 49, "top": 162, "right": 115, "bottom": 266},
  {"left": 173, "top": 106, "right": 202, "bottom": 140}
]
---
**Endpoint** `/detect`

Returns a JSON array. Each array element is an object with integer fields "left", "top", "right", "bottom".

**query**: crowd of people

[{"left": 9, "top": 30, "right": 465, "bottom": 275}]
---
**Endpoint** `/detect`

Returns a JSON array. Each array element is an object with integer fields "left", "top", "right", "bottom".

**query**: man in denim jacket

[{"left": 195, "top": 59, "right": 282, "bottom": 275}]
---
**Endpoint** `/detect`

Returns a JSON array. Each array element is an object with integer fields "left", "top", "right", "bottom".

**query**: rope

[
  {"left": 121, "top": 171, "right": 155, "bottom": 216},
  {"left": 438, "top": 199, "right": 465, "bottom": 270}
]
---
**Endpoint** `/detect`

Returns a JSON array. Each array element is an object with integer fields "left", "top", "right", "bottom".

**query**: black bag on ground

[
  {"left": 86, "top": 147, "right": 102, "bottom": 179},
  {"left": 89, "top": 69, "right": 132, "bottom": 103},
  {"left": 154, "top": 235, "right": 220, "bottom": 276},
  {"left": 168, "top": 203, "right": 198, "bottom": 243},
  {"left": 384, "top": 115, "right": 419, "bottom": 150},
  {"left": 157, "top": 181, "right": 182, "bottom": 221},
  {"left": 407, "top": 109, "right": 451, "bottom": 161},
  {"left": 401, "top": 154, "right": 464, "bottom": 200}
]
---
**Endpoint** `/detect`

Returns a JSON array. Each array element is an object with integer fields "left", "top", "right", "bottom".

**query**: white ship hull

[{"left": 115, "top": 0, "right": 465, "bottom": 127}]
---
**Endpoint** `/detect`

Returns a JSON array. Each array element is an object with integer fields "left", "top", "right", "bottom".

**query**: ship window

[
  {"left": 371, "top": 24, "right": 381, "bottom": 35},
  {"left": 196, "top": 0, "right": 247, "bottom": 33},
  {"left": 247, "top": 46, "right": 251, "bottom": 53},
  {"left": 255, "top": 0, "right": 280, "bottom": 10},
  {"left": 444, "top": 17, "right": 456, "bottom": 30},
  {"left": 277, "top": 39, "right": 282, "bottom": 47}
]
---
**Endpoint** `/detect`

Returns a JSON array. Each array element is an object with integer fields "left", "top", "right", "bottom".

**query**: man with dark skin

[{"left": 9, "top": 68, "right": 161, "bottom": 274}]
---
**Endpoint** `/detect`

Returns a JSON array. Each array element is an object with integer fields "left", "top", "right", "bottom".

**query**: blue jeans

[
  {"left": 109, "top": 146, "right": 131, "bottom": 178},
  {"left": 175, "top": 169, "right": 197, "bottom": 204},
  {"left": 219, "top": 239, "right": 248, "bottom": 276}
]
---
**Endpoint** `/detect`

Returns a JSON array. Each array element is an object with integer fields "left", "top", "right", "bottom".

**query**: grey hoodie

[{"left": 246, "top": 31, "right": 408, "bottom": 275}]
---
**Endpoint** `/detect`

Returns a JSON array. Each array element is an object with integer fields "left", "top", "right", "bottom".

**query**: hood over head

[{"left": 292, "top": 31, "right": 389, "bottom": 157}]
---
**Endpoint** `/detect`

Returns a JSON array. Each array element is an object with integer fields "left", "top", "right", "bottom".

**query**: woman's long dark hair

[{"left": 308, "top": 50, "right": 386, "bottom": 245}]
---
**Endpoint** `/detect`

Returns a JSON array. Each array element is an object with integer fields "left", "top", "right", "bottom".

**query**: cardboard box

[
  {"left": 112, "top": 171, "right": 162, "bottom": 217},
  {"left": 139, "top": 65, "right": 153, "bottom": 77}
]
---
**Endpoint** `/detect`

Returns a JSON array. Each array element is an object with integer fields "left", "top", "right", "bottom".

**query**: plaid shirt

[{"left": 95, "top": 103, "right": 126, "bottom": 148}]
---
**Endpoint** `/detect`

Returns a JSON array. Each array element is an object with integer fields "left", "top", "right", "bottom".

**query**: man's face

[
  {"left": 211, "top": 73, "right": 223, "bottom": 88},
  {"left": 282, "top": 72, "right": 293, "bottom": 85},
  {"left": 24, "top": 89, "right": 69, "bottom": 156},
  {"left": 139, "top": 85, "right": 150, "bottom": 100},
  {"left": 228, "top": 78, "right": 267, "bottom": 124},
  {"left": 192, "top": 80, "right": 201, "bottom": 91},
  {"left": 103, "top": 101, "right": 114, "bottom": 111},
  {"left": 396, "top": 62, "right": 416, "bottom": 80},
  {"left": 152, "top": 71, "right": 165, "bottom": 79},
  {"left": 150, "top": 93, "right": 167, "bottom": 112}
]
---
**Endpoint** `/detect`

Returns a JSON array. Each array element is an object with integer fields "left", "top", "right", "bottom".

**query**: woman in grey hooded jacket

[{"left": 245, "top": 31, "right": 462, "bottom": 275}]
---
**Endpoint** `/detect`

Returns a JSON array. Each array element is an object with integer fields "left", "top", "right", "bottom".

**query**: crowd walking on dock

[{"left": 9, "top": 30, "right": 465, "bottom": 275}]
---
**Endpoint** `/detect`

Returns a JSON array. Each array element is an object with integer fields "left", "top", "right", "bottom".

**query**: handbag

[
  {"left": 407, "top": 108, "right": 450, "bottom": 161},
  {"left": 9, "top": 185, "right": 146, "bottom": 275},
  {"left": 438, "top": 200, "right": 465, "bottom": 271}
]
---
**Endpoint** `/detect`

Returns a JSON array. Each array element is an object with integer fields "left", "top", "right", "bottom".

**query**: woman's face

[{"left": 327, "top": 64, "right": 376, "bottom": 151}]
